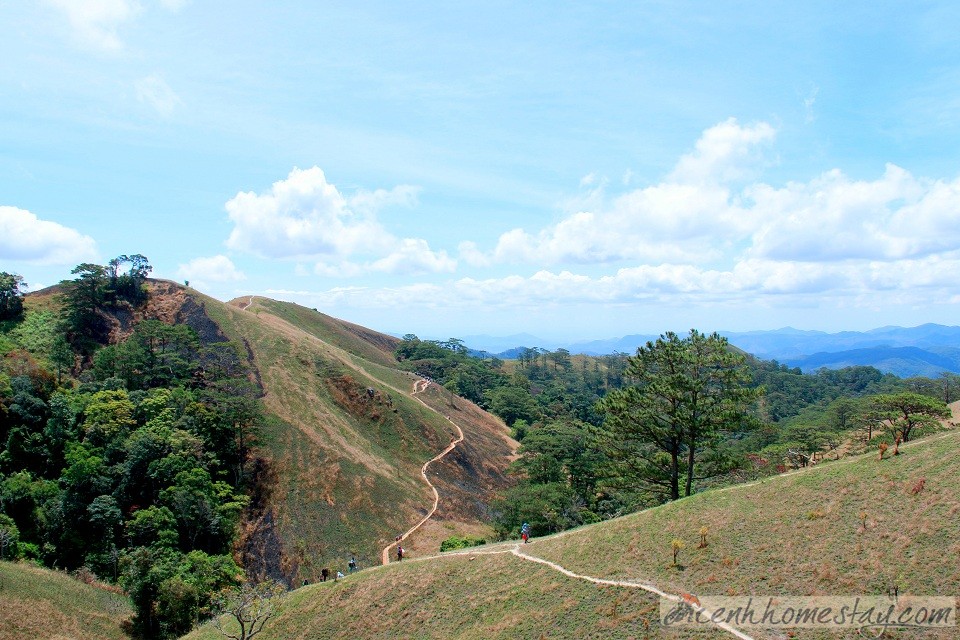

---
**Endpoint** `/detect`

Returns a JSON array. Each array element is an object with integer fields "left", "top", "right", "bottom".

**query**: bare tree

[{"left": 211, "top": 580, "right": 286, "bottom": 640}]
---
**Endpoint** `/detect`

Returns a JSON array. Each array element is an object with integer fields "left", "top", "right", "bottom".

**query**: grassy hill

[
  {"left": 182, "top": 288, "right": 515, "bottom": 581},
  {"left": 0, "top": 561, "right": 132, "bottom": 640},
  {"left": 185, "top": 428, "right": 960, "bottom": 640},
  {"left": 15, "top": 282, "right": 514, "bottom": 584}
]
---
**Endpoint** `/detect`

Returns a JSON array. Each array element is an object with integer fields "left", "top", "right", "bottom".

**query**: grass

[
  {"left": 180, "top": 429, "right": 959, "bottom": 640},
  {"left": 0, "top": 561, "right": 132, "bottom": 640},
  {"left": 197, "top": 293, "right": 514, "bottom": 577},
  {"left": 530, "top": 430, "right": 960, "bottom": 600},
  {"left": 183, "top": 552, "right": 719, "bottom": 640}
]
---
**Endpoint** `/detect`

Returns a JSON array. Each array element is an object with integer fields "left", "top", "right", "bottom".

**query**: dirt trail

[
  {"left": 366, "top": 541, "right": 756, "bottom": 640},
  {"left": 380, "top": 379, "right": 465, "bottom": 565},
  {"left": 241, "top": 295, "right": 255, "bottom": 311}
]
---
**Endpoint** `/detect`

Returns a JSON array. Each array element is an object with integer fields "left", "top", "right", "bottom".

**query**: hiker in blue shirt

[{"left": 521, "top": 522, "right": 531, "bottom": 543}]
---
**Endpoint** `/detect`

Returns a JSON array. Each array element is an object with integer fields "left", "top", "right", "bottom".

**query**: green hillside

[
  {"left": 185, "top": 429, "right": 960, "bottom": 640},
  {"left": 0, "top": 561, "right": 132, "bottom": 640}
]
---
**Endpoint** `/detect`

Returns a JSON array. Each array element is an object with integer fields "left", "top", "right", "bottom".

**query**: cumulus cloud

[
  {"left": 225, "top": 166, "right": 452, "bottom": 276},
  {"left": 0, "top": 206, "right": 98, "bottom": 265},
  {"left": 176, "top": 255, "right": 246, "bottom": 288},
  {"left": 467, "top": 118, "right": 960, "bottom": 284},
  {"left": 135, "top": 74, "right": 182, "bottom": 117},
  {"left": 668, "top": 118, "right": 776, "bottom": 184},
  {"left": 747, "top": 164, "right": 960, "bottom": 262}
]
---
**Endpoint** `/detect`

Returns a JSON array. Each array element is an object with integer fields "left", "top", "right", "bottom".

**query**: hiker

[
  {"left": 521, "top": 522, "right": 531, "bottom": 544},
  {"left": 348, "top": 556, "right": 357, "bottom": 573},
  {"left": 321, "top": 568, "right": 329, "bottom": 582},
  {"left": 397, "top": 545, "right": 404, "bottom": 561},
  {"left": 336, "top": 570, "right": 344, "bottom": 580}
]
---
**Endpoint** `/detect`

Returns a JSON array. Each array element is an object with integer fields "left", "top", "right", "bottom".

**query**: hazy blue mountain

[
  {"left": 782, "top": 346, "right": 960, "bottom": 377},
  {"left": 720, "top": 323, "right": 960, "bottom": 360},
  {"left": 455, "top": 324, "right": 960, "bottom": 377}
]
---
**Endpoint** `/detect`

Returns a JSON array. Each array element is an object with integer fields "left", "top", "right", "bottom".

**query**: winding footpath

[
  {"left": 380, "top": 379, "right": 465, "bottom": 566},
  {"left": 372, "top": 380, "right": 755, "bottom": 639},
  {"left": 388, "top": 542, "right": 756, "bottom": 640}
]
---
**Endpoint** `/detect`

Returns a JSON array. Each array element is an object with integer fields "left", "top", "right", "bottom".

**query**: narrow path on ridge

[
  {"left": 241, "top": 295, "right": 255, "bottom": 311},
  {"left": 370, "top": 542, "right": 757, "bottom": 640},
  {"left": 381, "top": 379, "right": 465, "bottom": 566}
]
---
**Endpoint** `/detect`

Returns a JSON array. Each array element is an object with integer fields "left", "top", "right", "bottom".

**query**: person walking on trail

[
  {"left": 521, "top": 522, "right": 531, "bottom": 544},
  {"left": 321, "top": 568, "right": 330, "bottom": 582},
  {"left": 348, "top": 556, "right": 357, "bottom": 573},
  {"left": 397, "top": 545, "right": 404, "bottom": 561}
]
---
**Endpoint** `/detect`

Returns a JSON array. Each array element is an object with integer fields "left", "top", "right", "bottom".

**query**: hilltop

[
  {"left": 185, "top": 424, "right": 960, "bottom": 640},
  {"left": 16, "top": 281, "right": 515, "bottom": 581}
]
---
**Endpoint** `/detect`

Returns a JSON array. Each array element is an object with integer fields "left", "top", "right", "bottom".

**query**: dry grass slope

[
  {"left": 196, "top": 293, "right": 515, "bottom": 579},
  {"left": 0, "top": 561, "right": 132, "bottom": 640}
]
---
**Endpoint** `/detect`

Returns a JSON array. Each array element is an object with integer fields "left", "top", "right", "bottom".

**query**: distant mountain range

[{"left": 457, "top": 324, "right": 960, "bottom": 377}]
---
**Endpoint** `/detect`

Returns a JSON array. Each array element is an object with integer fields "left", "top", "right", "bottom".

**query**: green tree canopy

[
  {"left": 595, "top": 330, "right": 760, "bottom": 501},
  {"left": 871, "top": 392, "right": 951, "bottom": 442},
  {"left": 0, "top": 272, "right": 26, "bottom": 321}
]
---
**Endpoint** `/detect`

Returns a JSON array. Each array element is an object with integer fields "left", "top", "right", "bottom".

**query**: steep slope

[
  {"left": 184, "top": 428, "right": 960, "bottom": 640},
  {"left": 0, "top": 561, "right": 132, "bottom": 640},
  {"left": 188, "top": 292, "right": 516, "bottom": 580}
]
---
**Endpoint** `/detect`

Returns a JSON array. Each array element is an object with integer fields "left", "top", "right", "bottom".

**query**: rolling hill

[{"left": 184, "top": 425, "right": 960, "bottom": 640}]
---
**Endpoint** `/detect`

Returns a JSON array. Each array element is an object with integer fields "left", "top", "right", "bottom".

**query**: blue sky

[{"left": 3, "top": 1, "right": 960, "bottom": 341}]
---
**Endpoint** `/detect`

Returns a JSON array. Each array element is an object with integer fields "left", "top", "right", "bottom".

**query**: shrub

[
  {"left": 440, "top": 535, "right": 487, "bottom": 552},
  {"left": 671, "top": 539, "right": 685, "bottom": 566},
  {"left": 697, "top": 526, "right": 709, "bottom": 549}
]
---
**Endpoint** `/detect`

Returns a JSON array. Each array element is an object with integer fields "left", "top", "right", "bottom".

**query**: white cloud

[
  {"left": 45, "top": 0, "right": 141, "bottom": 51},
  {"left": 266, "top": 250, "right": 960, "bottom": 314},
  {"left": 747, "top": 164, "right": 960, "bottom": 262},
  {"left": 176, "top": 255, "right": 246, "bottom": 288},
  {"left": 135, "top": 74, "right": 182, "bottom": 117},
  {"left": 458, "top": 240, "right": 492, "bottom": 267},
  {"left": 0, "top": 206, "right": 98, "bottom": 265},
  {"left": 468, "top": 118, "right": 960, "bottom": 276},
  {"left": 668, "top": 118, "right": 776, "bottom": 185},
  {"left": 370, "top": 239, "right": 456, "bottom": 275},
  {"left": 225, "top": 166, "right": 452, "bottom": 276}
]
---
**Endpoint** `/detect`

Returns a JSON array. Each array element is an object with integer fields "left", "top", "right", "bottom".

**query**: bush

[{"left": 439, "top": 535, "right": 487, "bottom": 552}]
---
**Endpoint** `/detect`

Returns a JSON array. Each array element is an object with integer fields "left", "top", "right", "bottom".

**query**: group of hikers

[
  {"left": 309, "top": 555, "right": 359, "bottom": 585},
  {"left": 311, "top": 524, "right": 532, "bottom": 586}
]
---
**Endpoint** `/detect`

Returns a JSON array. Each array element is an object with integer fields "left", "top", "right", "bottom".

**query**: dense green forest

[{"left": 0, "top": 262, "right": 262, "bottom": 638}]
